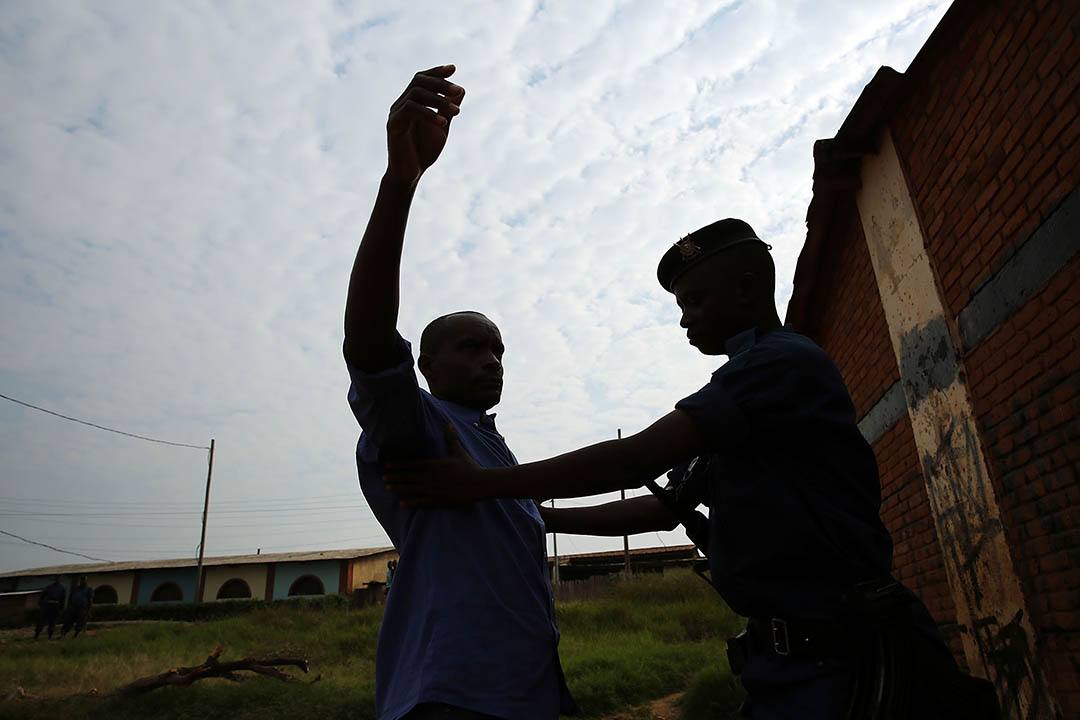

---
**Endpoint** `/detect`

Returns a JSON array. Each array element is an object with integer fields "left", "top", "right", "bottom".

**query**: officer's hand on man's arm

[
  {"left": 537, "top": 497, "right": 679, "bottom": 536},
  {"left": 343, "top": 65, "right": 465, "bottom": 373},
  {"left": 385, "top": 410, "right": 705, "bottom": 505}
]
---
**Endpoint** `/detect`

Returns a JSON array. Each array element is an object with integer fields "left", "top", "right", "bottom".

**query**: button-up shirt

[
  {"left": 672, "top": 327, "right": 894, "bottom": 620},
  {"left": 347, "top": 335, "right": 568, "bottom": 720}
]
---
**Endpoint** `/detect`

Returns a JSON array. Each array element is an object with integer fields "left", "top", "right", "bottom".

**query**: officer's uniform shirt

[
  {"left": 39, "top": 582, "right": 66, "bottom": 608},
  {"left": 70, "top": 585, "right": 93, "bottom": 610},
  {"left": 665, "top": 326, "right": 894, "bottom": 620}
]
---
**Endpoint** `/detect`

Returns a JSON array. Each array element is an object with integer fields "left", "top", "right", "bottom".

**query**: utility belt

[
  {"left": 726, "top": 615, "right": 856, "bottom": 674},
  {"left": 726, "top": 576, "right": 909, "bottom": 673},
  {"left": 724, "top": 578, "right": 1002, "bottom": 719}
]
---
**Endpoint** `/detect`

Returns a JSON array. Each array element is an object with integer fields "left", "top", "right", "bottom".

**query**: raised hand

[
  {"left": 386, "top": 65, "right": 465, "bottom": 186},
  {"left": 384, "top": 424, "right": 493, "bottom": 507}
]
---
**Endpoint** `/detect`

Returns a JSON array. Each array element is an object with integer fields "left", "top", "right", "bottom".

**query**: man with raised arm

[
  {"left": 343, "top": 65, "right": 573, "bottom": 720},
  {"left": 386, "top": 220, "right": 997, "bottom": 719}
]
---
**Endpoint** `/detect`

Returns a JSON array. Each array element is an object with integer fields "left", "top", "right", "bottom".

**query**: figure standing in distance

[
  {"left": 34, "top": 574, "right": 65, "bottom": 640},
  {"left": 343, "top": 65, "right": 575, "bottom": 720},
  {"left": 384, "top": 559, "right": 396, "bottom": 597},
  {"left": 386, "top": 220, "right": 999, "bottom": 719},
  {"left": 60, "top": 575, "right": 93, "bottom": 638}
]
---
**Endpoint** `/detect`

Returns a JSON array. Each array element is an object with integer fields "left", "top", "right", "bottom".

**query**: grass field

[{"left": 0, "top": 570, "right": 746, "bottom": 719}]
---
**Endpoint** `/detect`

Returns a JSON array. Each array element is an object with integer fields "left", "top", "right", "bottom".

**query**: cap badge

[{"left": 676, "top": 237, "right": 701, "bottom": 260}]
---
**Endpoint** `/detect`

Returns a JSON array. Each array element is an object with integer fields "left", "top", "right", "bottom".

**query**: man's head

[
  {"left": 53, "top": 575, "right": 62, "bottom": 584},
  {"left": 657, "top": 219, "right": 778, "bottom": 355},
  {"left": 78, "top": 575, "right": 88, "bottom": 587},
  {"left": 418, "top": 311, "right": 504, "bottom": 410}
]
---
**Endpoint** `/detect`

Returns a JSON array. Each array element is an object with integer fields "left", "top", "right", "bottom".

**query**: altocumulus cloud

[{"left": 0, "top": 0, "right": 950, "bottom": 569}]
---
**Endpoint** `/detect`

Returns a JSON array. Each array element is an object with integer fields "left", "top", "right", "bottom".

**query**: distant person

[
  {"left": 384, "top": 559, "right": 396, "bottom": 594},
  {"left": 34, "top": 575, "right": 65, "bottom": 640},
  {"left": 343, "top": 65, "right": 574, "bottom": 720},
  {"left": 386, "top": 220, "right": 999, "bottom": 718},
  {"left": 60, "top": 575, "right": 93, "bottom": 638}
]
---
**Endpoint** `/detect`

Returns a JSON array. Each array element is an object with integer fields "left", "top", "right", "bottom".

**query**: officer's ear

[{"left": 735, "top": 271, "right": 758, "bottom": 307}]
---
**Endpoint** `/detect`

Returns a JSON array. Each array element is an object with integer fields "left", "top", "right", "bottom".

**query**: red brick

[
  {"left": 1052, "top": 59, "right": 1080, "bottom": 111},
  {"left": 1030, "top": 70, "right": 1062, "bottom": 116},
  {"left": 1056, "top": 136, "right": 1080, "bottom": 181},
  {"left": 1043, "top": 102, "right": 1079, "bottom": 149},
  {"left": 1027, "top": 172, "right": 1065, "bottom": 215},
  {"left": 1036, "top": 22, "right": 1073, "bottom": 80},
  {"left": 974, "top": 177, "right": 1000, "bottom": 211}
]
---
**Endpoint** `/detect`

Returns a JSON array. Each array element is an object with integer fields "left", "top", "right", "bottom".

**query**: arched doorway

[
  {"left": 93, "top": 585, "right": 119, "bottom": 604},
  {"left": 150, "top": 582, "right": 183, "bottom": 602},
  {"left": 287, "top": 575, "right": 324, "bottom": 596},
  {"left": 216, "top": 578, "right": 252, "bottom": 600}
]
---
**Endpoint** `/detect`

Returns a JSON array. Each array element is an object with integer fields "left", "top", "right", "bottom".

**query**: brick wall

[
  {"left": 874, "top": 415, "right": 964, "bottom": 658},
  {"left": 791, "top": 0, "right": 1077, "bottom": 710},
  {"left": 891, "top": 0, "right": 1080, "bottom": 322},
  {"left": 797, "top": 198, "right": 959, "bottom": 637},
  {"left": 880, "top": 0, "right": 1080, "bottom": 712},
  {"left": 884, "top": 0, "right": 1079, "bottom": 712},
  {"left": 803, "top": 197, "right": 898, "bottom": 418},
  {"left": 964, "top": 252, "right": 1080, "bottom": 713}
]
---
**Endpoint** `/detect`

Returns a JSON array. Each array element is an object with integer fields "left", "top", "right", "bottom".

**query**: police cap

[{"left": 656, "top": 218, "right": 767, "bottom": 292}]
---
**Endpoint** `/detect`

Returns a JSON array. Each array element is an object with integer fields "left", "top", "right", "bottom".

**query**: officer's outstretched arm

[
  {"left": 537, "top": 496, "right": 679, "bottom": 535},
  {"left": 386, "top": 410, "right": 705, "bottom": 506}
]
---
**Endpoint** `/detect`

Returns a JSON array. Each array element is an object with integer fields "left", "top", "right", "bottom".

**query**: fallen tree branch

[{"left": 110, "top": 646, "right": 310, "bottom": 696}]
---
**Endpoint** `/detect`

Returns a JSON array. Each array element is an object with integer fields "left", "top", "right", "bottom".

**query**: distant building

[
  {"left": 550, "top": 544, "right": 700, "bottom": 582},
  {"left": 0, "top": 547, "right": 396, "bottom": 607}
]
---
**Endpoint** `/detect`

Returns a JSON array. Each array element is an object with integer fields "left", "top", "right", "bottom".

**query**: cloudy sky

[{"left": 0, "top": 0, "right": 952, "bottom": 573}]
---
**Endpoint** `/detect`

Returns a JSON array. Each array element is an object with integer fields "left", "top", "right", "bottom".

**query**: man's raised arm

[{"left": 344, "top": 65, "right": 465, "bottom": 373}]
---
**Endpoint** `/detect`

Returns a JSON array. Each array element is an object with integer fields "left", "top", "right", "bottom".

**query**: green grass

[{"left": 0, "top": 570, "right": 744, "bottom": 719}]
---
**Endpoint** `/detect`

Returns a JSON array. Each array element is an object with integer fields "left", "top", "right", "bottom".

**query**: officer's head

[
  {"left": 657, "top": 219, "right": 776, "bottom": 355},
  {"left": 418, "top": 311, "right": 504, "bottom": 411},
  {"left": 78, "top": 575, "right": 88, "bottom": 587}
]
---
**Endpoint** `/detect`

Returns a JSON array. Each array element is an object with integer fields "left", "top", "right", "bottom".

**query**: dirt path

[{"left": 600, "top": 691, "right": 684, "bottom": 720}]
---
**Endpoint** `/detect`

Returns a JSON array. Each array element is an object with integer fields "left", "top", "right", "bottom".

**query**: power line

[
  {"left": 0, "top": 493, "right": 361, "bottom": 509},
  {"left": 0, "top": 529, "right": 110, "bottom": 563},
  {"left": 0, "top": 504, "right": 375, "bottom": 518},
  {"left": 0, "top": 492, "right": 362, "bottom": 510},
  {"left": 0, "top": 393, "right": 209, "bottom": 450}
]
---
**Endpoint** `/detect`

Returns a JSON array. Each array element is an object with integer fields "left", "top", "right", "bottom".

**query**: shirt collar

[
  {"left": 437, "top": 398, "right": 499, "bottom": 430},
  {"left": 724, "top": 327, "right": 759, "bottom": 357}
]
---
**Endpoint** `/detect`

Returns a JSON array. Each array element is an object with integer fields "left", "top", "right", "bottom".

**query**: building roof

[
  {"left": 559, "top": 544, "right": 697, "bottom": 559},
  {"left": 0, "top": 546, "right": 396, "bottom": 579}
]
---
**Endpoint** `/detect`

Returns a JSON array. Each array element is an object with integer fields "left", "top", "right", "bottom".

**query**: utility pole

[
  {"left": 195, "top": 438, "right": 215, "bottom": 604},
  {"left": 551, "top": 498, "right": 560, "bottom": 584},
  {"left": 619, "top": 428, "right": 631, "bottom": 577}
]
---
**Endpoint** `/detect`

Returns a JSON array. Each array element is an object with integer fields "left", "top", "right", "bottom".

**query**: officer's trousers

[{"left": 34, "top": 606, "right": 60, "bottom": 638}]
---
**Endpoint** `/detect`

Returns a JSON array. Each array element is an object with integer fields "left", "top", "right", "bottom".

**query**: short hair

[{"left": 419, "top": 311, "right": 490, "bottom": 355}]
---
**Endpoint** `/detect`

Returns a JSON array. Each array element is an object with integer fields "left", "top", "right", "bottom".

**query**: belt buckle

[{"left": 771, "top": 618, "right": 790, "bottom": 656}]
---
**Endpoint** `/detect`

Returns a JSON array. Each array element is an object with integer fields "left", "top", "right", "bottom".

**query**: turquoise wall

[
  {"left": 14, "top": 576, "right": 53, "bottom": 591},
  {"left": 136, "top": 568, "right": 197, "bottom": 605},
  {"left": 271, "top": 560, "right": 339, "bottom": 600}
]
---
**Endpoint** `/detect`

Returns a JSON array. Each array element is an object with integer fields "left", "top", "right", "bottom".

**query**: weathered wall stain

[{"left": 898, "top": 316, "right": 958, "bottom": 406}]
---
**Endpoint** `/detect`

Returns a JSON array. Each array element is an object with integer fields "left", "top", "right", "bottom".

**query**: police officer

[
  {"left": 61, "top": 575, "right": 93, "bottom": 638},
  {"left": 34, "top": 574, "right": 65, "bottom": 640},
  {"left": 385, "top": 219, "right": 997, "bottom": 718}
]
